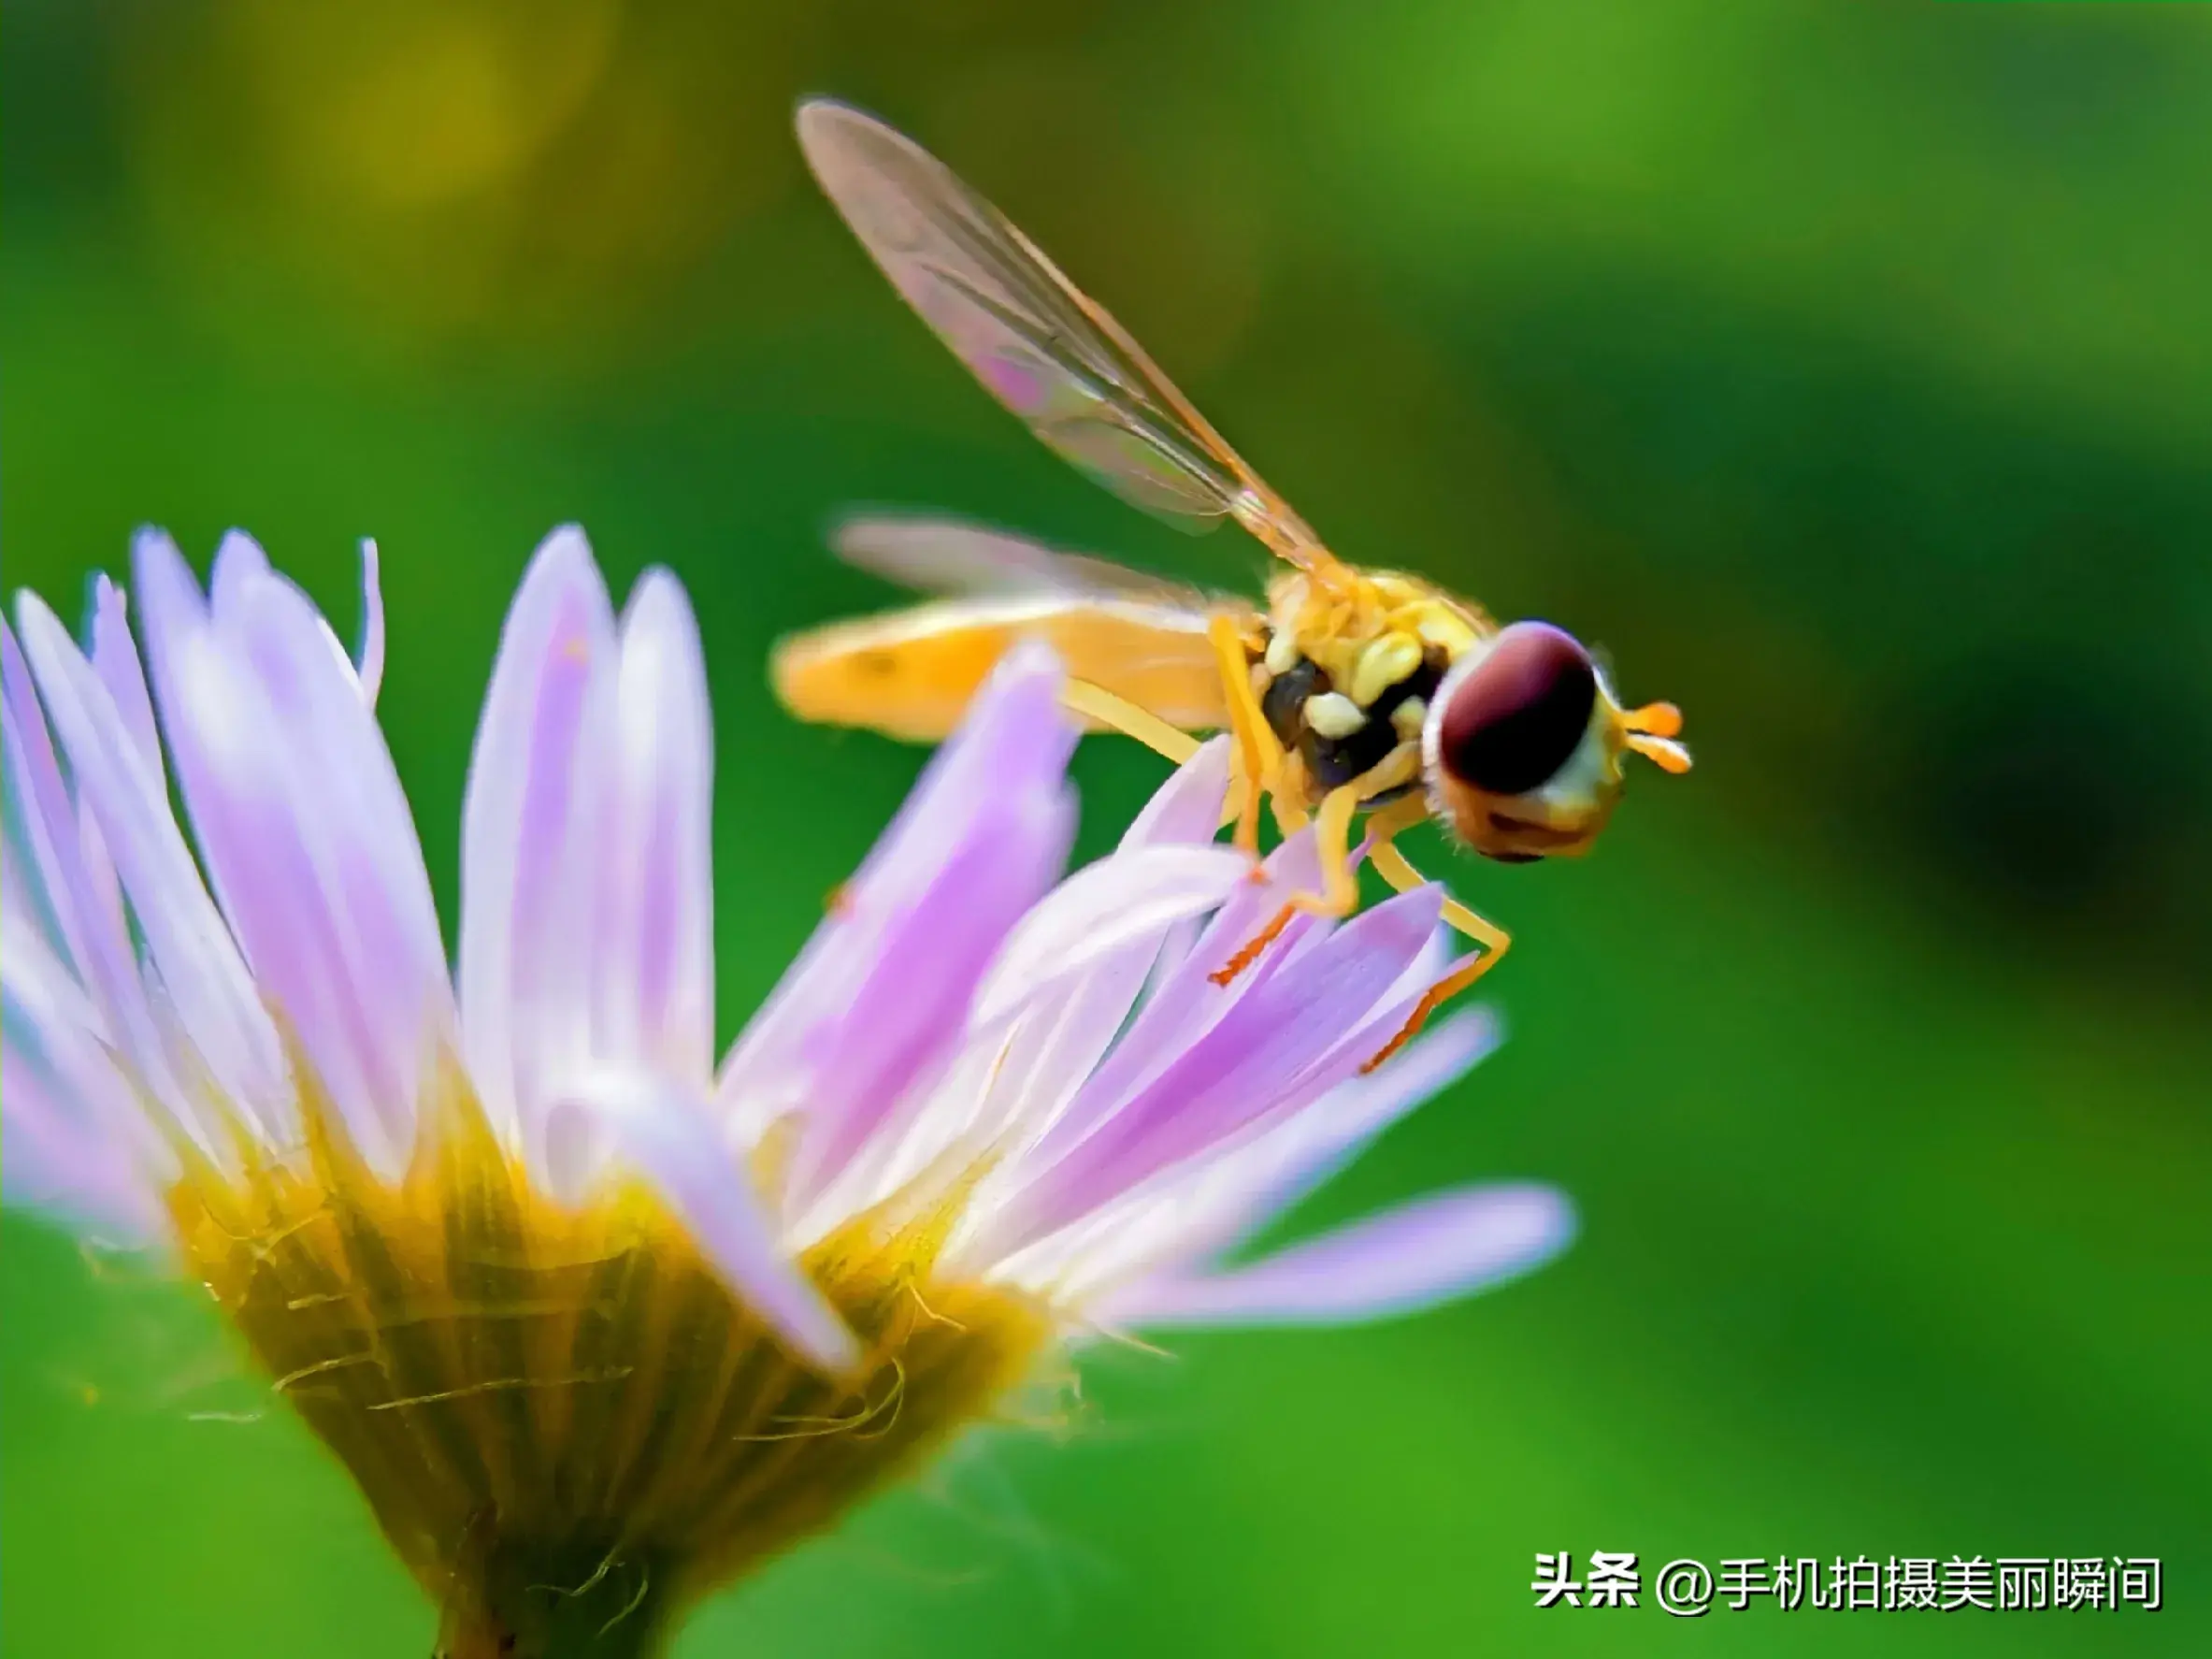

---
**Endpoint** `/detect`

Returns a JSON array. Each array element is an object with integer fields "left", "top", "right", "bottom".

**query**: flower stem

[{"left": 435, "top": 1532, "right": 678, "bottom": 1659}]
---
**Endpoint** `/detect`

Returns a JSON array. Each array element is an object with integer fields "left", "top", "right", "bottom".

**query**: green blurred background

[{"left": 5, "top": 1, "right": 2208, "bottom": 1653}]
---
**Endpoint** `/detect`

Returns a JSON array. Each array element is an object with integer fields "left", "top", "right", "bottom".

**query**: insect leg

[
  {"left": 1369, "top": 842, "right": 1511, "bottom": 958},
  {"left": 1357, "top": 947, "right": 1504, "bottom": 1074},
  {"left": 1207, "top": 744, "right": 1421, "bottom": 988},
  {"left": 1269, "top": 753, "right": 1314, "bottom": 837},
  {"left": 1206, "top": 779, "right": 1364, "bottom": 986},
  {"left": 1292, "top": 784, "right": 1366, "bottom": 917},
  {"left": 1060, "top": 678, "right": 1202, "bottom": 764},
  {"left": 1205, "top": 614, "right": 1281, "bottom": 858},
  {"left": 1223, "top": 751, "right": 1314, "bottom": 836},
  {"left": 1359, "top": 804, "right": 1512, "bottom": 1073}
]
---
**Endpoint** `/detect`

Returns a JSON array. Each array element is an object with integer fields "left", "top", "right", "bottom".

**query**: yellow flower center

[{"left": 165, "top": 1068, "right": 1053, "bottom": 1657}]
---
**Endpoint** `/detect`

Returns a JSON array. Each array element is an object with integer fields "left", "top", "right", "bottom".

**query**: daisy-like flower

[{"left": 1, "top": 528, "right": 1575, "bottom": 1658}]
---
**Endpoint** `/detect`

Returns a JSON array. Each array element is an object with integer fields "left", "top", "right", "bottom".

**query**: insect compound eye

[{"left": 1436, "top": 623, "right": 1598, "bottom": 797}]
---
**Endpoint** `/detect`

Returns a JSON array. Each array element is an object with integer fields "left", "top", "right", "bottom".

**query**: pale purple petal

[
  {"left": 988, "top": 826, "right": 1332, "bottom": 1183},
  {"left": 458, "top": 527, "right": 616, "bottom": 1140},
  {"left": 784, "top": 788, "right": 1071, "bottom": 1205},
  {"left": 130, "top": 533, "right": 448, "bottom": 1168},
  {"left": 593, "top": 570, "right": 714, "bottom": 1083},
  {"left": 3, "top": 618, "right": 102, "bottom": 987},
  {"left": 716, "top": 643, "right": 1076, "bottom": 1136},
  {"left": 208, "top": 526, "right": 366, "bottom": 716},
  {"left": 88, "top": 577, "right": 162, "bottom": 785},
  {"left": 355, "top": 540, "right": 385, "bottom": 706},
  {"left": 1038, "top": 875, "right": 1436, "bottom": 1176},
  {"left": 1209, "top": 1007, "right": 1503, "bottom": 1249},
  {"left": 840, "top": 641, "right": 1077, "bottom": 898},
  {"left": 814, "top": 743, "right": 1242, "bottom": 1231},
  {"left": 464, "top": 543, "right": 728, "bottom": 1180},
  {"left": 1117, "top": 736, "right": 1231, "bottom": 849},
  {"left": 16, "top": 591, "right": 288, "bottom": 1146},
  {"left": 108, "top": 542, "right": 303, "bottom": 1126},
  {"left": 155, "top": 621, "right": 390, "bottom": 1145},
  {"left": 1003, "top": 885, "right": 1444, "bottom": 1244},
  {"left": 999, "top": 1008, "right": 1502, "bottom": 1302},
  {"left": 0, "top": 787, "right": 53, "bottom": 959},
  {"left": 1101, "top": 1185, "right": 1576, "bottom": 1329},
  {"left": 1, "top": 900, "right": 177, "bottom": 1239},
  {"left": 541, "top": 1070, "right": 858, "bottom": 1374},
  {"left": 970, "top": 844, "right": 1251, "bottom": 1031},
  {"left": 237, "top": 570, "right": 453, "bottom": 1036},
  {"left": 208, "top": 529, "right": 270, "bottom": 614},
  {"left": 915, "top": 741, "right": 1241, "bottom": 1165},
  {"left": 1115, "top": 824, "right": 1334, "bottom": 1046},
  {"left": 0, "top": 1043, "right": 167, "bottom": 1246}
]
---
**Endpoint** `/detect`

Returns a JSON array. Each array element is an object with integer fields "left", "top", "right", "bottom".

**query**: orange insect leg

[
  {"left": 1206, "top": 613, "right": 1280, "bottom": 860},
  {"left": 1205, "top": 778, "right": 1367, "bottom": 986},
  {"left": 1360, "top": 823, "right": 1512, "bottom": 1073},
  {"left": 1059, "top": 677, "right": 1203, "bottom": 765},
  {"left": 1269, "top": 752, "right": 1314, "bottom": 837},
  {"left": 1208, "top": 743, "right": 1422, "bottom": 988},
  {"left": 1207, "top": 904, "right": 1299, "bottom": 988}
]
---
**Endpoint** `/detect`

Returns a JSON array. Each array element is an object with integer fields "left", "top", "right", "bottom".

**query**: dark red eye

[{"left": 1437, "top": 623, "right": 1597, "bottom": 797}]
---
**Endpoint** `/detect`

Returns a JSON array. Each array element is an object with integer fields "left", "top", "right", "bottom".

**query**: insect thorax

[{"left": 1253, "top": 570, "right": 1493, "bottom": 798}]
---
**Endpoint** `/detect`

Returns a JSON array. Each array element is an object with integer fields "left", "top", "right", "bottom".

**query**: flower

[{"left": 1, "top": 527, "right": 1575, "bottom": 1657}]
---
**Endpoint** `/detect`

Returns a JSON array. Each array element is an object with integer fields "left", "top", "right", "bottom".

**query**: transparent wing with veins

[
  {"left": 796, "top": 99, "right": 1346, "bottom": 584},
  {"left": 830, "top": 511, "right": 1223, "bottom": 609}
]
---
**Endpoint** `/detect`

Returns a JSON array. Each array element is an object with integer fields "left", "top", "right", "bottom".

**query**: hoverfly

[{"left": 773, "top": 99, "right": 1690, "bottom": 1068}]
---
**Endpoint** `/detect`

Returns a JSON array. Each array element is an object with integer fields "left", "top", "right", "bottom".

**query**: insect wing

[
  {"left": 830, "top": 512, "right": 1205, "bottom": 603},
  {"left": 796, "top": 100, "right": 1342, "bottom": 577}
]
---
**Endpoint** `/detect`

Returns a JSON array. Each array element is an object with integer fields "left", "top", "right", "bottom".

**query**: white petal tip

[{"left": 531, "top": 525, "right": 596, "bottom": 573}]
